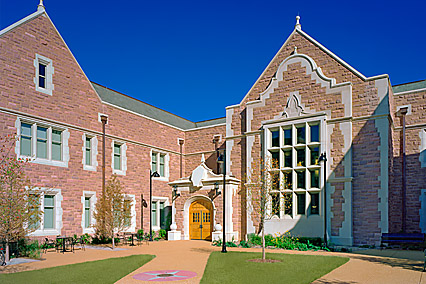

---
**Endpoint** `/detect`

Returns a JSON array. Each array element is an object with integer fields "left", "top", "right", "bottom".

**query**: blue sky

[{"left": 1, "top": 0, "right": 425, "bottom": 122}]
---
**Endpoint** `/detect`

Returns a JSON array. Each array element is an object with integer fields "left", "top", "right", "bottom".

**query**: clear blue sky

[{"left": 1, "top": 0, "right": 425, "bottom": 122}]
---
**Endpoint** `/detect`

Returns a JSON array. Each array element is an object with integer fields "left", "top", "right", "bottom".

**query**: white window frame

[
  {"left": 111, "top": 141, "right": 127, "bottom": 175},
  {"left": 81, "top": 191, "right": 96, "bottom": 234},
  {"left": 123, "top": 194, "right": 136, "bottom": 232},
  {"left": 150, "top": 150, "right": 169, "bottom": 181},
  {"left": 34, "top": 54, "right": 54, "bottom": 96},
  {"left": 29, "top": 188, "right": 63, "bottom": 237},
  {"left": 151, "top": 197, "right": 169, "bottom": 231},
  {"left": 82, "top": 134, "right": 98, "bottom": 171},
  {"left": 15, "top": 118, "right": 70, "bottom": 168},
  {"left": 264, "top": 114, "right": 326, "bottom": 220},
  {"left": 420, "top": 129, "right": 426, "bottom": 168}
]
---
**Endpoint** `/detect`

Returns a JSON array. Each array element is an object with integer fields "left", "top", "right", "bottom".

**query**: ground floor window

[
  {"left": 29, "top": 188, "right": 63, "bottom": 236},
  {"left": 151, "top": 197, "right": 170, "bottom": 230}
]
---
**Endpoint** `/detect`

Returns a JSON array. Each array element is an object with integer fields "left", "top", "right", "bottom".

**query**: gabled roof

[
  {"left": 392, "top": 79, "right": 426, "bottom": 94},
  {"left": 92, "top": 82, "right": 225, "bottom": 130}
]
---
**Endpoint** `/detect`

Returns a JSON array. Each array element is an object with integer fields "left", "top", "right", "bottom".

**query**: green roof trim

[
  {"left": 392, "top": 79, "right": 426, "bottom": 94},
  {"left": 91, "top": 82, "right": 225, "bottom": 130}
]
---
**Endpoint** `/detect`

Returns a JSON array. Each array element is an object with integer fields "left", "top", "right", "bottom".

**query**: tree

[
  {"left": 94, "top": 175, "right": 131, "bottom": 250},
  {"left": 0, "top": 135, "right": 41, "bottom": 263},
  {"left": 246, "top": 156, "right": 290, "bottom": 261}
]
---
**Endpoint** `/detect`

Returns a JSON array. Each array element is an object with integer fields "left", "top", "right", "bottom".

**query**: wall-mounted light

[
  {"left": 214, "top": 182, "right": 221, "bottom": 197},
  {"left": 172, "top": 185, "right": 180, "bottom": 201}
]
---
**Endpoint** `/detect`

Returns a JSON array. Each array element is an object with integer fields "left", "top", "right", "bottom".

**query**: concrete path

[{"left": 1, "top": 241, "right": 425, "bottom": 283}]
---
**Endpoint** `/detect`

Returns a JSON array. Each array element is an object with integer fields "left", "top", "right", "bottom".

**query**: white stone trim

[
  {"left": 29, "top": 188, "right": 63, "bottom": 237},
  {"left": 150, "top": 150, "right": 170, "bottom": 181},
  {"left": 225, "top": 107, "right": 235, "bottom": 175},
  {"left": 111, "top": 141, "right": 127, "bottom": 175},
  {"left": 0, "top": 10, "right": 45, "bottom": 37},
  {"left": 81, "top": 191, "right": 97, "bottom": 234},
  {"left": 396, "top": 104, "right": 412, "bottom": 116},
  {"left": 15, "top": 117, "right": 70, "bottom": 168},
  {"left": 82, "top": 134, "right": 98, "bottom": 171},
  {"left": 98, "top": 113, "right": 109, "bottom": 124},
  {"left": 419, "top": 129, "right": 426, "bottom": 168},
  {"left": 394, "top": 88, "right": 426, "bottom": 95},
  {"left": 34, "top": 54, "right": 54, "bottom": 96},
  {"left": 375, "top": 117, "right": 389, "bottom": 234}
]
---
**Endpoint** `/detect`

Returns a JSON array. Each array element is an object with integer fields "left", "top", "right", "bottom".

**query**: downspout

[{"left": 400, "top": 107, "right": 408, "bottom": 233}]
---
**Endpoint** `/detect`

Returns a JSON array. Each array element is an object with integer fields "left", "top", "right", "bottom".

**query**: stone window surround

[
  {"left": 29, "top": 188, "right": 63, "bottom": 237},
  {"left": 82, "top": 134, "right": 98, "bottom": 171},
  {"left": 263, "top": 114, "right": 326, "bottom": 220},
  {"left": 111, "top": 141, "right": 127, "bottom": 175},
  {"left": 15, "top": 117, "right": 70, "bottom": 168},
  {"left": 123, "top": 194, "right": 136, "bottom": 232},
  {"left": 151, "top": 150, "right": 170, "bottom": 181},
  {"left": 81, "top": 191, "right": 97, "bottom": 234},
  {"left": 34, "top": 54, "right": 54, "bottom": 96},
  {"left": 420, "top": 129, "right": 426, "bottom": 168},
  {"left": 151, "top": 196, "right": 169, "bottom": 231}
]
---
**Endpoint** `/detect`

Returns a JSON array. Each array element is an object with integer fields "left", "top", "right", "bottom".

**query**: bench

[{"left": 381, "top": 233, "right": 426, "bottom": 271}]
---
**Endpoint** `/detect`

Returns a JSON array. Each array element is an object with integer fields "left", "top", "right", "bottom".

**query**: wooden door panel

[{"left": 189, "top": 200, "right": 212, "bottom": 240}]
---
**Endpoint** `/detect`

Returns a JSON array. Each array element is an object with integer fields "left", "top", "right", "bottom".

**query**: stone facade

[{"left": 1, "top": 5, "right": 425, "bottom": 246}]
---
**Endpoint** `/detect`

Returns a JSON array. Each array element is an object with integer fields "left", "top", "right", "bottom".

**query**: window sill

[
  {"left": 29, "top": 229, "right": 61, "bottom": 237},
  {"left": 35, "top": 85, "right": 52, "bottom": 96},
  {"left": 153, "top": 176, "right": 168, "bottom": 182},
  {"left": 83, "top": 165, "right": 97, "bottom": 172},
  {"left": 82, "top": 227, "right": 95, "bottom": 234},
  {"left": 22, "top": 156, "right": 68, "bottom": 168},
  {"left": 112, "top": 169, "right": 126, "bottom": 176}
]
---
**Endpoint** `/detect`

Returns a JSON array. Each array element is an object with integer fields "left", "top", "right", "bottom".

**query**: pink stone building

[{"left": 1, "top": 4, "right": 425, "bottom": 246}]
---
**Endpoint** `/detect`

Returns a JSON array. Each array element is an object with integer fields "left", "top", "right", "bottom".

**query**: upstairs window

[
  {"left": 34, "top": 54, "right": 54, "bottom": 95},
  {"left": 17, "top": 119, "right": 69, "bottom": 167},
  {"left": 85, "top": 137, "right": 91, "bottom": 166},
  {"left": 151, "top": 152, "right": 168, "bottom": 178},
  {"left": 114, "top": 144, "right": 121, "bottom": 170},
  {"left": 82, "top": 134, "right": 98, "bottom": 171},
  {"left": 111, "top": 141, "right": 127, "bottom": 175}
]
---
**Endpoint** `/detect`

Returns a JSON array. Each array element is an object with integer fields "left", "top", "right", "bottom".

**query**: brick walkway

[{"left": 1, "top": 241, "right": 425, "bottom": 283}]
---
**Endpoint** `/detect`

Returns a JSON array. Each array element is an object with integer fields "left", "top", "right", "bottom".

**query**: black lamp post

[
  {"left": 318, "top": 152, "right": 327, "bottom": 248},
  {"left": 150, "top": 170, "right": 160, "bottom": 241},
  {"left": 217, "top": 148, "right": 227, "bottom": 253}
]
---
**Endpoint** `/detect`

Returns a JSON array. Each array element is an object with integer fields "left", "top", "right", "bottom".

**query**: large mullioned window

[{"left": 267, "top": 121, "right": 322, "bottom": 218}]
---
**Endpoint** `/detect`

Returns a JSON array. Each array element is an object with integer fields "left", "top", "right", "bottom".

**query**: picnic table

[{"left": 56, "top": 236, "right": 73, "bottom": 253}]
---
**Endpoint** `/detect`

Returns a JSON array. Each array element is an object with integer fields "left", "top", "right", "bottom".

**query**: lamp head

[
  {"left": 318, "top": 153, "right": 327, "bottom": 162},
  {"left": 151, "top": 171, "right": 160, "bottom": 178}
]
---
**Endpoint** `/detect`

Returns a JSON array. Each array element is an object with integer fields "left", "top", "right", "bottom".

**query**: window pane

[
  {"left": 283, "top": 171, "right": 292, "bottom": 189},
  {"left": 85, "top": 137, "right": 91, "bottom": 148},
  {"left": 85, "top": 149, "right": 91, "bottom": 165},
  {"left": 271, "top": 130, "right": 279, "bottom": 147},
  {"left": 152, "top": 153, "right": 157, "bottom": 172},
  {"left": 37, "top": 127, "right": 47, "bottom": 140},
  {"left": 152, "top": 202, "right": 157, "bottom": 227},
  {"left": 297, "top": 126, "right": 305, "bottom": 144},
  {"left": 44, "top": 195, "right": 54, "bottom": 207},
  {"left": 271, "top": 172, "right": 279, "bottom": 191},
  {"left": 37, "top": 140, "right": 47, "bottom": 158},
  {"left": 85, "top": 197, "right": 90, "bottom": 208},
  {"left": 52, "top": 130, "right": 61, "bottom": 143},
  {"left": 297, "top": 170, "right": 305, "bottom": 189},
  {"left": 85, "top": 208, "right": 90, "bottom": 228},
  {"left": 160, "top": 154, "right": 165, "bottom": 164},
  {"left": 296, "top": 148, "right": 305, "bottom": 167},
  {"left": 39, "top": 63, "right": 46, "bottom": 76},
  {"left": 39, "top": 77, "right": 46, "bottom": 88},
  {"left": 21, "top": 123, "right": 32, "bottom": 136},
  {"left": 114, "top": 155, "right": 121, "bottom": 170},
  {"left": 271, "top": 193, "right": 280, "bottom": 216},
  {"left": 284, "top": 150, "right": 292, "bottom": 168},
  {"left": 310, "top": 124, "right": 319, "bottom": 142},
  {"left": 297, "top": 193, "right": 306, "bottom": 215},
  {"left": 284, "top": 129, "right": 292, "bottom": 146},
  {"left": 310, "top": 193, "right": 319, "bottom": 215},
  {"left": 114, "top": 144, "right": 121, "bottom": 154},
  {"left": 21, "top": 137, "right": 32, "bottom": 156},
  {"left": 160, "top": 203, "right": 166, "bottom": 229},
  {"left": 310, "top": 169, "right": 319, "bottom": 188},
  {"left": 44, "top": 208, "right": 54, "bottom": 229},
  {"left": 271, "top": 151, "right": 279, "bottom": 168},
  {"left": 284, "top": 193, "right": 292, "bottom": 215},
  {"left": 52, "top": 142, "right": 61, "bottom": 161},
  {"left": 160, "top": 163, "right": 164, "bottom": 177},
  {"left": 310, "top": 146, "right": 319, "bottom": 165}
]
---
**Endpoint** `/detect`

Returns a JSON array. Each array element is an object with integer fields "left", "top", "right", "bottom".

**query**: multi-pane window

[
  {"left": 85, "top": 137, "right": 91, "bottom": 166},
  {"left": 151, "top": 152, "right": 167, "bottom": 177},
  {"left": 43, "top": 195, "right": 55, "bottom": 229},
  {"left": 113, "top": 143, "right": 121, "bottom": 170},
  {"left": 84, "top": 197, "right": 91, "bottom": 228},
  {"left": 151, "top": 200, "right": 167, "bottom": 229},
  {"left": 20, "top": 122, "right": 63, "bottom": 162},
  {"left": 152, "top": 202, "right": 157, "bottom": 227},
  {"left": 267, "top": 121, "right": 322, "bottom": 217},
  {"left": 123, "top": 199, "right": 131, "bottom": 227},
  {"left": 34, "top": 54, "right": 54, "bottom": 96}
]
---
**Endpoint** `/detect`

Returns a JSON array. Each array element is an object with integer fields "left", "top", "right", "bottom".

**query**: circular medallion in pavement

[{"left": 133, "top": 270, "right": 197, "bottom": 281}]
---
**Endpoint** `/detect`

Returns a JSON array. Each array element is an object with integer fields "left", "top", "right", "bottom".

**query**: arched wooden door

[{"left": 189, "top": 199, "right": 212, "bottom": 240}]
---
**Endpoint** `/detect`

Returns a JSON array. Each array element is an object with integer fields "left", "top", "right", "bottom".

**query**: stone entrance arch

[{"left": 183, "top": 195, "right": 215, "bottom": 240}]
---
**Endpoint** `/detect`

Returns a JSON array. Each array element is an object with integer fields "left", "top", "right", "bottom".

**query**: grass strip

[
  {"left": 0, "top": 254, "right": 154, "bottom": 284},
  {"left": 201, "top": 251, "right": 348, "bottom": 284}
]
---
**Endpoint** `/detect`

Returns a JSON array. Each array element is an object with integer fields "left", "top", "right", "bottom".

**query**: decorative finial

[
  {"left": 294, "top": 46, "right": 298, "bottom": 54},
  {"left": 38, "top": 0, "right": 45, "bottom": 12},
  {"left": 295, "top": 15, "right": 301, "bottom": 30}
]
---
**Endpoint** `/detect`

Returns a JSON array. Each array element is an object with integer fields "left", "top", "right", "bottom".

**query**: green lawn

[
  {"left": 0, "top": 254, "right": 154, "bottom": 284},
  {"left": 201, "top": 251, "right": 348, "bottom": 284}
]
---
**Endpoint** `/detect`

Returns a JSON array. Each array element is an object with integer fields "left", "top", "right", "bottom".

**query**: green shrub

[
  {"left": 19, "top": 239, "right": 42, "bottom": 259},
  {"left": 91, "top": 236, "right": 120, "bottom": 244},
  {"left": 244, "top": 233, "right": 328, "bottom": 251},
  {"left": 239, "top": 240, "right": 251, "bottom": 248},
  {"left": 158, "top": 229, "right": 167, "bottom": 239}
]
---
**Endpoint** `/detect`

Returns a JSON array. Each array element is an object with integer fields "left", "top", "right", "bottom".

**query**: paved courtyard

[{"left": 1, "top": 241, "right": 425, "bottom": 283}]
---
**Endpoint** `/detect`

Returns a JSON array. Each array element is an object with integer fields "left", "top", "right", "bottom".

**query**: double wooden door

[{"left": 189, "top": 199, "right": 212, "bottom": 240}]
